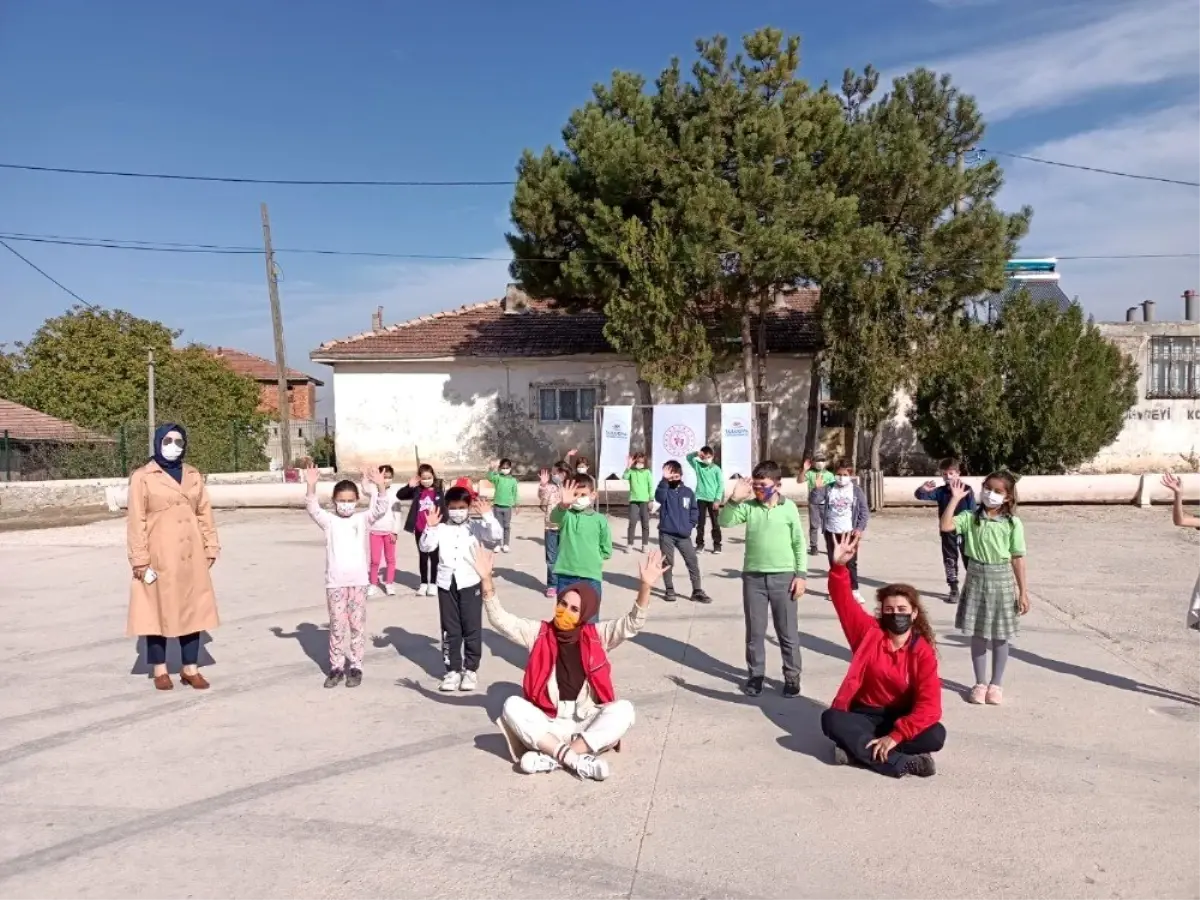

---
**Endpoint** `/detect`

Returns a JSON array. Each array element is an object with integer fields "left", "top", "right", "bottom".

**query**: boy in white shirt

[{"left": 419, "top": 486, "right": 503, "bottom": 692}]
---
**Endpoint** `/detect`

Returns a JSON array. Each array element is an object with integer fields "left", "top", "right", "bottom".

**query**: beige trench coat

[{"left": 126, "top": 461, "right": 221, "bottom": 637}]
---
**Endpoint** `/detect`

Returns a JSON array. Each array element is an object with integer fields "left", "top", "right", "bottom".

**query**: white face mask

[
  {"left": 571, "top": 496, "right": 592, "bottom": 511},
  {"left": 814, "top": 461, "right": 826, "bottom": 470},
  {"left": 420, "top": 478, "right": 434, "bottom": 487},
  {"left": 982, "top": 489, "right": 1005, "bottom": 509},
  {"left": 835, "top": 475, "right": 850, "bottom": 487},
  {"left": 160, "top": 443, "right": 183, "bottom": 462},
  {"left": 576, "top": 466, "right": 588, "bottom": 474},
  {"left": 448, "top": 508, "right": 469, "bottom": 524},
  {"left": 335, "top": 501, "right": 357, "bottom": 517},
  {"left": 499, "top": 468, "right": 511, "bottom": 476},
  {"left": 943, "top": 474, "right": 956, "bottom": 485}
]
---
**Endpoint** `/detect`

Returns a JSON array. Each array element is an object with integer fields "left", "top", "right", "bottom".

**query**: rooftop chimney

[
  {"left": 1141, "top": 299, "right": 1155, "bottom": 322},
  {"left": 371, "top": 306, "right": 384, "bottom": 332},
  {"left": 502, "top": 283, "right": 530, "bottom": 314},
  {"left": 1186, "top": 290, "right": 1198, "bottom": 323},
  {"left": 1125, "top": 306, "right": 1140, "bottom": 322}
]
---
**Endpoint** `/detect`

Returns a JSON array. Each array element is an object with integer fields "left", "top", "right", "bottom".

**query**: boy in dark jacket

[
  {"left": 654, "top": 461, "right": 710, "bottom": 604},
  {"left": 915, "top": 457, "right": 976, "bottom": 602}
]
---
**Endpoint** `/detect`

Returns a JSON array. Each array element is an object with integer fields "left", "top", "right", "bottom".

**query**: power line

[
  {"left": 980, "top": 149, "right": 1200, "bottom": 187},
  {"left": 0, "top": 239, "right": 95, "bottom": 308},
  {"left": 0, "top": 161, "right": 514, "bottom": 187}
]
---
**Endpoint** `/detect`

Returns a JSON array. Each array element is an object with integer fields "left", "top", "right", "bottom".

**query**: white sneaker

[
  {"left": 519, "top": 751, "right": 560, "bottom": 775},
  {"left": 416, "top": 583, "right": 428, "bottom": 597},
  {"left": 853, "top": 590, "right": 865, "bottom": 605},
  {"left": 383, "top": 583, "right": 396, "bottom": 596},
  {"left": 459, "top": 670, "right": 478, "bottom": 691},
  {"left": 439, "top": 671, "right": 462, "bottom": 692},
  {"left": 572, "top": 754, "right": 610, "bottom": 782},
  {"left": 367, "top": 585, "right": 383, "bottom": 598},
  {"left": 501, "top": 545, "right": 511, "bottom": 554}
]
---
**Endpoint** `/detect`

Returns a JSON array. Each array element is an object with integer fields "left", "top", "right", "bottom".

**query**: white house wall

[{"left": 331, "top": 355, "right": 815, "bottom": 475}]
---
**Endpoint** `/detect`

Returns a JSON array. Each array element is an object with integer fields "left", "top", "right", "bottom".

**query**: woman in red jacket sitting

[{"left": 820, "top": 533, "right": 946, "bottom": 778}]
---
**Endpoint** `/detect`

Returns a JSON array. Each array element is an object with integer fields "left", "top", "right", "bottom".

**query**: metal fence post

[
  {"left": 232, "top": 422, "right": 240, "bottom": 472},
  {"left": 2, "top": 429, "right": 9, "bottom": 482},
  {"left": 118, "top": 424, "right": 128, "bottom": 475}
]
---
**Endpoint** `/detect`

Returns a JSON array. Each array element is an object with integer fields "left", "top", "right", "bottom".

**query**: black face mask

[
  {"left": 880, "top": 612, "right": 912, "bottom": 635},
  {"left": 666, "top": 479, "right": 682, "bottom": 489}
]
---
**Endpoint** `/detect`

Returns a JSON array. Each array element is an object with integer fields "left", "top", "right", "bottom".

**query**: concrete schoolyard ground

[{"left": 0, "top": 505, "right": 1196, "bottom": 900}]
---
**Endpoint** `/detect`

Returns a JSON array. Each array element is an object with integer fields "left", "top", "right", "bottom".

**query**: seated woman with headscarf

[
  {"left": 820, "top": 533, "right": 946, "bottom": 778},
  {"left": 473, "top": 546, "right": 666, "bottom": 781},
  {"left": 126, "top": 423, "right": 221, "bottom": 690}
]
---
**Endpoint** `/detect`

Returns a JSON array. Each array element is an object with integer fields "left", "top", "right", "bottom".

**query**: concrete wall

[{"left": 330, "top": 355, "right": 817, "bottom": 475}]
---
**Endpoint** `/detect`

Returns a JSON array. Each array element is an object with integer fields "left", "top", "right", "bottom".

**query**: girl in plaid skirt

[{"left": 940, "top": 472, "right": 1029, "bottom": 705}]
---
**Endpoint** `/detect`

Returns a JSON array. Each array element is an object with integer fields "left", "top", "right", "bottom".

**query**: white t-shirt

[
  {"left": 824, "top": 483, "right": 855, "bottom": 534},
  {"left": 418, "top": 516, "right": 503, "bottom": 590}
]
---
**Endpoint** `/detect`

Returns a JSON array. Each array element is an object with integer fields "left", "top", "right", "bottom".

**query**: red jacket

[
  {"left": 828, "top": 565, "right": 941, "bottom": 743},
  {"left": 523, "top": 622, "right": 616, "bottom": 717}
]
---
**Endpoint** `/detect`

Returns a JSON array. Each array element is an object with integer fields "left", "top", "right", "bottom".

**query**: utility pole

[
  {"left": 147, "top": 349, "right": 156, "bottom": 457},
  {"left": 260, "top": 203, "right": 292, "bottom": 468}
]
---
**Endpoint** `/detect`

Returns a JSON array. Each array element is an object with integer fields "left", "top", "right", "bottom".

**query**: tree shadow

[
  {"left": 942, "top": 634, "right": 1200, "bottom": 707},
  {"left": 396, "top": 676, "right": 519, "bottom": 721},
  {"left": 372, "top": 626, "right": 444, "bottom": 679},
  {"left": 269, "top": 623, "right": 328, "bottom": 673},
  {"left": 129, "top": 632, "right": 216, "bottom": 676},
  {"left": 604, "top": 570, "right": 644, "bottom": 593},
  {"left": 495, "top": 566, "right": 547, "bottom": 595},
  {"left": 767, "top": 632, "right": 973, "bottom": 695}
]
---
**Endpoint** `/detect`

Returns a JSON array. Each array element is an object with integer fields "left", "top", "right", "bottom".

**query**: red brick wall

[{"left": 256, "top": 381, "right": 317, "bottom": 420}]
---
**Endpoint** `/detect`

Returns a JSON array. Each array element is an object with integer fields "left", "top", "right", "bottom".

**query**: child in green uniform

[
  {"left": 687, "top": 446, "right": 724, "bottom": 553},
  {"left": 487, "top": 458, "right": 520, "bottom": 553},
  {"left": 622, "top": 453, "right": 653, "bottom": 551},
  {"left": 801, "top": 452, "right": 835, "bottom": 555},
  {"left": 941, "top": 471, "right": 1029, "bottom": 706},
  {"left": 550, "top": 474, "right": 613, "bottom": 619}
]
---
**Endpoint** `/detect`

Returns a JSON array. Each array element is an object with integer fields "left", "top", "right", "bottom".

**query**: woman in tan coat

[{"left": 126, "top": 423, "right": 221, "bottom": 690}]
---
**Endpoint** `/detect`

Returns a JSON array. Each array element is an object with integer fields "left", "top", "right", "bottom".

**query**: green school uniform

[
  {"left": 487, "top": 470, "right": 519, "bottom": 508},
  {"left": 953, "top": 511, "right": 1026, "bottom": 564},
  {"left": 549, "top": 506, "right": 613, "bottom": 580},
  {"left": 719, "top": 497, "right": 807, "bottom": 575},
  {"left": 805, "top": 469, "right": 835, "bottom": 491},
  {"left": 686, "top": 452, "right": 724, "bottom": 503},
  {"left": 622, "top": 467, "right": 653, "bottom": 503}
]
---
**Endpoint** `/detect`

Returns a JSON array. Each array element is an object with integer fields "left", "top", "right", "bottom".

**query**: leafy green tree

[
  {"left": 0, "top": 346, "right": 16, "bottom": 399},
  {"left": 911, "top": 292, "right": 1138, "bottom": 475}
]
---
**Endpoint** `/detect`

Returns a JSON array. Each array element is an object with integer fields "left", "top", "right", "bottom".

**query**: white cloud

[
  {"left": 898, "top": 0, "right": 1199, "bottom": 121},
  {"left": 999, "top": 102, "right": 1200, "bottom": 320}
]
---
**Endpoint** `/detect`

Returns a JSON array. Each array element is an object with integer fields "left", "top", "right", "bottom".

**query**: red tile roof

[
  {"left": 210, "top": 347, "right": 324, "bottom": 386},
  {"left": 0, "top": 399, "right": 114, "bottom": 443},
  {"left": 310, "top": 288, "right": 821, "bottom": 362}
]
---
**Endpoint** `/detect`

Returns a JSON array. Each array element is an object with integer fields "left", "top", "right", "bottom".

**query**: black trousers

[
  {"left": 696, "top": 499, "right": 722, "bottom": 549},
  {"left": 820, "top": 706, "right": 946, "bottom": 778},
  {"left": 660, "top": 531, "right": 702, "bottom": 594},
  {"left": 415, "top": 532, "right": 440, "bottom": 584},
  {"left": 825, "top": 531, "right": 859, "bottom": 589},
  {"left": 145, "top": 632, "right": 200, "bottom": 667},
  {"left": 438, "top": 577, "right": 483, "bottom": 672},
  {"left": 941, "top": 531, "right": 967, "bottom": 585},
  {"left": 627, "top": 501, "right": 650, "bottom": 545}
]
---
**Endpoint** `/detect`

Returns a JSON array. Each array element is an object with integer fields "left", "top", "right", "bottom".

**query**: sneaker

[
  {"left": 545, "top": 586, "right": 557, "bottom": 599},
  {"left": 782, "top": 676, "right": 801, "bottom": 698},
  {"left": 519, "top": 751, "right": 560, "bottom": 775},
  {"left": 459, "top": 670, "right": 478, "bottom": 691},
  {"left": 808, "top": 545, "right": 818, "bottom": 556},
  {"left": 831, "top": 745, "right": 850, "bottom": 766},
  {"left": 967, "top": 683, "right": 988, "bottom": 705},
  {"left": 572, "top": 754, "right": 610, "bottom": 782},
  {"left": 663, "top": 590, "right": 678, "bottom": 603},
  {"left": 946, "top": 583, "right": 959, "bottom": 604},
  {"left": 741, "top": 675, "right": 764, "bottom": 697},
  {"left": 711, "top": 545, "right": 722, "bottom": 554},
  {"left": 345, "top": 668, "right": 363, "bottom": 688},
  {"left": 902, "top": 753, "right": 937, "bottom": 777},
  {"left": 367, "top": 585, "right": 383, "bottom": 598},
  {"left": 383, "top": 583, "right": 396, "bottom": 596},
  {"left": 852, "top": 590, "right": 865, "bottom": 604},
  {"left": 985, "top": 685, "right": 1003, "bottom": 705},
  {"left": 639, "top": 544, "right": 648, "bottom": 553},
  {"left": 500, "top": 545, "right": 511, "bottom": 554},
  {"left": 323, "top": 669, "right": 344, "bottom": 689},
  {"left": 439, "top": 671, "right": 463, "bottom": 692},
  {"left": 424, "top": 583, "right": 437, "bottom": 596},
  {"left": 690, "top": 590, "right": 712, "bottom": 605},
  {"left": 416, "top": 583, "right": 429, "bottom": 597}
]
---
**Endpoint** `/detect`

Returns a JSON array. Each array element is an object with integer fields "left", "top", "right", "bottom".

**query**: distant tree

[
  {"left": 0, "top": 346, "right": 16, "bottom": 399},
  {"left": 911, "top": 292, "right": 1138, "bottom": 475}
]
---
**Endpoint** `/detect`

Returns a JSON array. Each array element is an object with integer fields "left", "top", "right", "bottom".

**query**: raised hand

[
  {"left": 365, "top": 465, "right": 384, "bottom": 487},
  {"left": 638, "top": 548, "right": 669, "bottom": 586},
  {"left": 730, "top": 478, "right": 753, "bottom": 502},
  {"left": 626, "top": 454, "right": 634, "bottom": 468},
  {"left": 832, "top": 532, "right": 861, "bottom": 567},
  {"left": 566, "top": 447, "right": 578, "bottom": 458},
  {"left": 947, "top": 476, "right": 969, "bottom": 500},
  {"left": 922, "top": 479, "right": 937, "bottom": 491},
  {"left": 1162, "top": 472, "right": 1183, "bottom": 494},
  {"left": 304, "top": 461, "right": 320, "bottom": 488},
  {"left": 473, "top": 497, "right": 493, "bottom": 517},
  {"left": 802, "top": 457, "right": 811, "bottom": 472},
  {"left": 538, "top": 468, "right": 550, "bottom": 486},
  {"left": 558, "top": 479, "right": 578, "bottom": 507},
  {"left": 425, "top": 505, "right": 442, "bottom": 528},
  {"left": 408, "top": 474, "right": 420, "bottom": 488},
  {"left": 471, "top": 546, "right": 496, "bottom": 580}
]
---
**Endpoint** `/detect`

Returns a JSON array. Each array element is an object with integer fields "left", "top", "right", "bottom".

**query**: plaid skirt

[{"left": 956, "top": 559, "right": 1020, "bottom": 640}]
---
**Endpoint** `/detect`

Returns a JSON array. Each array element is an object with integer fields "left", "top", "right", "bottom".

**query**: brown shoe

[
  {"left": 179, "top": 670, "right": 210, "bottom": 690},
  {"left": 153, "top": 674, "right": 174, "bottom": 691}
]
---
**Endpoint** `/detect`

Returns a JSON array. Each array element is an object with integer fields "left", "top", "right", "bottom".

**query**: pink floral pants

[{"left": 326, "top": 586, "right": 367, "bottom": 671}]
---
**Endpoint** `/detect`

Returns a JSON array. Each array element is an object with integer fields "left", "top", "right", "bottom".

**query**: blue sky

[{"left": 2, "top": 0, "right": 1197, "bottom": 416}]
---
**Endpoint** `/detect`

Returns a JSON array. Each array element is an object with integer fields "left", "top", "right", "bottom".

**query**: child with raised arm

[
  {"left": 305, "top": 463, "right": 389, "bottom": 688},
  {"left": 538, "top": 462, "right": 568, "bottom": 598},
  {"left": 1162, "top": 473, "right": 1200, "bottom": 630},
  {"left": 687, "top": 446, "right": 724, "bottom": 553},
  {"left": 655, "top": 460, "right": 710, "bottom": 604},
  {"left": 550, "top": 475, "right": 612, "bottom": 616},
  {"left": 419, "top": 488, "right": 503, "bottom": 692},
  {"left": 800, "top": 451, "right": 835, "bottom": 555},
  {"left": 397, "top": 464, "right": 446, "bottom": 596},
  {"left": 363, "top": 464, "right": 403, "bottom": 597},
  {"left": 622, "top": 453, "right": 653, "bottom": 552},
  {"left": 486, "top": 457, "right": 519, "bottom": 553},
  {"left": 941, "top": 471, "right": 1029, "bottom": 705},
  {"left": 822, "top": 459, "right": 870, "bottom": 603},
  {"left": 915, "top": 457, "right": 976, "bottom": 603}
]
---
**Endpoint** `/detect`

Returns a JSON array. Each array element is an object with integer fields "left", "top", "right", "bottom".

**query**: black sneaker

[
  {"left": 663, "top": 590, "right": 678, "bottom": 603},
  {"left": 902, "top": 753, "right": 937, "bottom": 777},
  {"left": 345, "top": 668, "right": 363, "bottom": 688},
  {"left": 831, "top": 745, "right": 850, "bottom": 766},
  {"left": 690, "top": 590, "right": 712, "bottom": 604},
  {"left": 741, "top": 675, "right": 764, "bottom": 696},
  {"left": 323, "top": 669, "right": 344, "bottom": 689},
  {"left": 946, "top": 583, "right": 960, "bottom": 604},
  {"left": 711, "top": 545, "right": 722, "bottom": 554},
  {"left": 782, "top": 676, "right": 801, "bottom": 697},
  {"left": 807, "top": 545, "right": 818, "bottom": 555}
]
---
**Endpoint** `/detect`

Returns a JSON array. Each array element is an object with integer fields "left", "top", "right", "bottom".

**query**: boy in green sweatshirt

[
  {"left": 549, "top": 473, "right": 613, "bottom": 618},
  {"left": 719, "top": 460, "right": 807, "bottom": 698},
  {"left": 487, "top": 458, "right": 519, "bottom": 553},
  {"left": 622, "top": 452, "right": 653, "bottom": 551},
  {"left": 687, "top": 446, "right": 724, "bottom": 553}
]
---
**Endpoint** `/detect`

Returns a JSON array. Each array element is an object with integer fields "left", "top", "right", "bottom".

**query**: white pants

[{"left": 501, "top": 696, "right": 635, "bottom": 754}]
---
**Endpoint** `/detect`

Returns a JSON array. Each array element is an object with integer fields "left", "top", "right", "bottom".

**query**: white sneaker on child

[
  {"left": 439, "top": 671, "right": 462, "bottom": 692},
  {"left": 459, "top": 670, "right": 478, "bottom": 691},
  {"left": 383, "top": 583, "right": 396, "bottom": 596},
  {"left": 367, "top": 585, "right": 383, "bottom": 598},
  {"left": 519, "top": 751, "right": 561, "bottom": 775},
  {"left": 501, "top": 545, "right": 511, "bottom": 554},
  {"left": 572, "top": 754, "right": 610, "bottom": 782},
  {"left": 416, "top": 583, "right": 428, "bottom": 597}
]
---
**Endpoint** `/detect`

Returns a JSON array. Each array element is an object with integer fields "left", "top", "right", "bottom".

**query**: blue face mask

[{"left": 754, "top": 484, "right": 776, "bottom": 501}]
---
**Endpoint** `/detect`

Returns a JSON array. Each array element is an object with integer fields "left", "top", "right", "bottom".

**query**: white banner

[
  {"left": 720, "top": 402, "right": 754, "bottom": 480},
  {"left": 651, "top": 404, "right": 707, "bottom": 491},
  {"left": 596, "top": 405, "right": 633, "bottom": 481}
]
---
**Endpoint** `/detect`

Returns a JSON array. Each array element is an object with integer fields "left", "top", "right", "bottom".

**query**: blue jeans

[
  {"left": 544, "top": 529, "right": 560, "bottom": 587},
  {"left": 555, "top": 575, "right": 602, "bottom": 621}
]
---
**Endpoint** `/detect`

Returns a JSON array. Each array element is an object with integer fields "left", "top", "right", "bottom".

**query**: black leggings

[
  {"left": 416, "top": 532, "right": 439, "bottom": 583},
  {"left": 821, "top": 706, "right": 945, "bottom": 778},
  {"left": 145, "top": 632, "right": 200, "bottom": 667}
]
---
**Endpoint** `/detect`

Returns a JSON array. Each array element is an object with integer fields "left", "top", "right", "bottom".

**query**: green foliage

[
  {"left": 911, "top": 293, "right": 1138, "bottom": 475},
  {"left": 3, "top": 306, "right": 268, "bottom": 474},
  {"left": 309, "top": 433, "right": 337, "bottom": 469}
]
